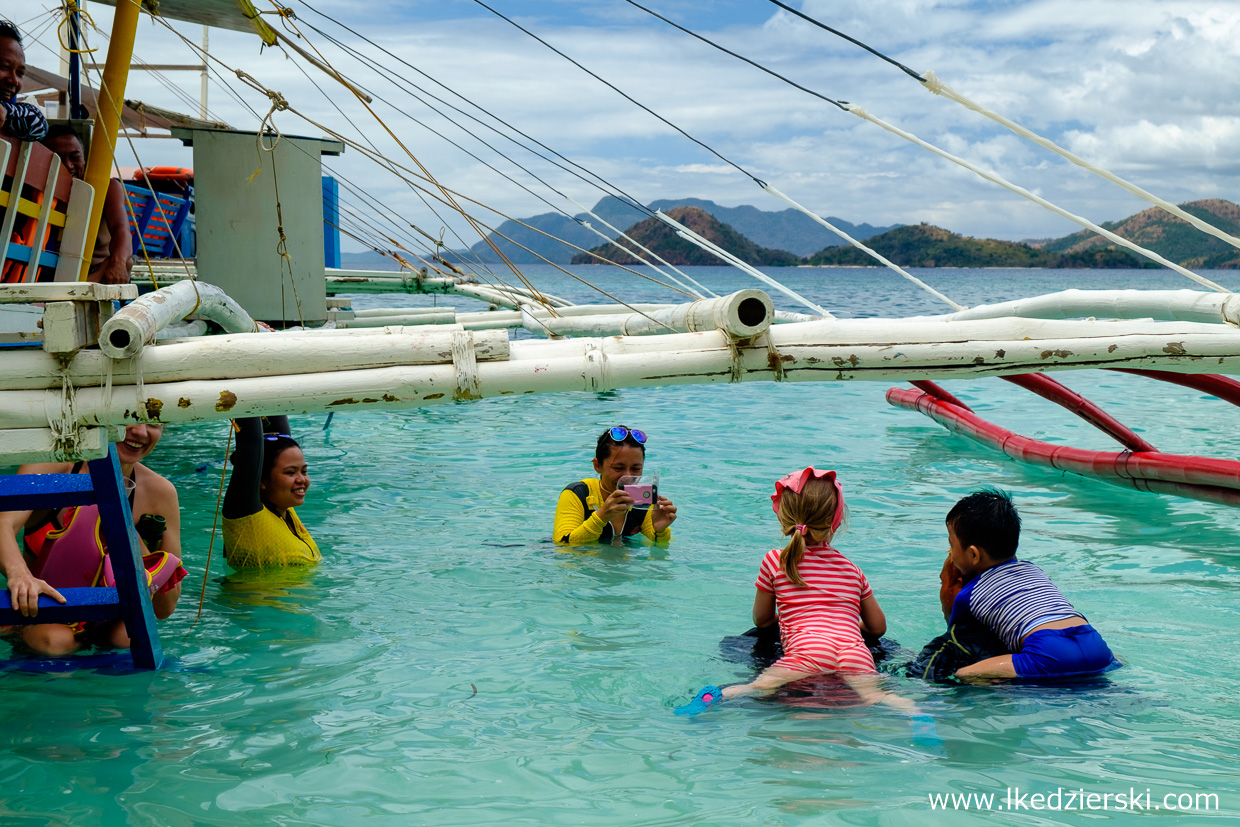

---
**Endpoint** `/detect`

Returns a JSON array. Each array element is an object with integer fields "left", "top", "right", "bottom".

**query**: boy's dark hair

[
  {"left": 594, "top": 428, "right": 646, "bottom": 463},
  {"left": 0, "top": 20, "right": 22, "bottom": 44},
  {"left": 946, "top": 488, "right": 1020, "bottom": 559}
]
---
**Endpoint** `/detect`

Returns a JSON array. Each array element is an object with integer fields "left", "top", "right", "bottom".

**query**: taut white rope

[
  {"left": 655, "top": 212, "right": 832, "bottom": 317},
  {"left": 846, "top": 104, "right": 1231, "bottom": 294},
  {"left": 761, "top": 183, "right": 964, "bottom": 311},
  {"left": 565, "top": 195, "right": 714, "bottom": 299},
  {"left": 922, "top": 71, "right": 1240, "bottom": 257}
]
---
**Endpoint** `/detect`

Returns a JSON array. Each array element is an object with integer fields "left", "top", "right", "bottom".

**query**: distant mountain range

[
  {"left": 571, "top": 206, "right": 800, "bottom": 266},
  {"left": 461, "top": 196, "right": 897, "bottom": 264},
  {"left": 344, "top": 197, "right": 1240, "bottom": 270},
  {"left": 576, "top": 198, "right": 1240, "bottom": 269}
]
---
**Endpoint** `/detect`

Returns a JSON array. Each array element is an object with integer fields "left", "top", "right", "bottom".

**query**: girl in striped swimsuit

[{"left": 678, "top": 468, "right": 928, "bottom": 729}]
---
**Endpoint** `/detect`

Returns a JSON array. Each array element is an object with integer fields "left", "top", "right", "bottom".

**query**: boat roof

[
  {"left": 23, "top": 64, "right": 230, "bottom": 135},
  {"left": 87, "top": 0, "right": 278, "bottom": 45}
]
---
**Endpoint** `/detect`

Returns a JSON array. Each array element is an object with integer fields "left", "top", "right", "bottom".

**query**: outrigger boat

[{"left": 2, "top": 0, "right": 1239, "bottom": 666}]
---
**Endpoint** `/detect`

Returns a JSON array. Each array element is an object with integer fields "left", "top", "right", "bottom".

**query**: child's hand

[{"left": 652, "top": 495, "right": 677, "bottom": 532}]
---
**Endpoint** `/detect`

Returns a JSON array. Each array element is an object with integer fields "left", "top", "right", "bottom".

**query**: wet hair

[
  {"left": 261, "top": 435, "right": 302, "bottom": 483},
  {"left": 946, "top": 488, "right": 1020, "bottom": 560},
  {"left": 776, "top": 476, "right": 844, "bottom": 587},
  {"left": 594, "top": 428, "right": 646, "bottom": 463},
  {"left": 0, "top": 20, "right": 22, "bottom": 45}
]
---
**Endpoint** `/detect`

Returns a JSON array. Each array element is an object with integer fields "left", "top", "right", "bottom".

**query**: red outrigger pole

[{"left": 887, "top": 372, "right": 1240, "bottom": 508}]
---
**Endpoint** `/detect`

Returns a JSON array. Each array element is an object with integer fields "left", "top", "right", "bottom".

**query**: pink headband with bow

[{"left": 771, "top": 467, "right": 845, "bottom": 533}]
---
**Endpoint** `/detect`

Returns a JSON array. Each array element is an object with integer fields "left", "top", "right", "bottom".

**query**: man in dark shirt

[
  {"left": 0, "top": 19, "right": 49, "bottom": 142},
  {"left": 42, "top": 125, "right": 135, "bottom": 284}
]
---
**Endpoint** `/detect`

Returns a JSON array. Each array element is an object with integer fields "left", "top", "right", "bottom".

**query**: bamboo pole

[
  {"left": 7, "top": 323, "right": 1240, "bottom": 432},
  {"left": 519, "top": 290, "right": 773, "bottom": 338},
  {"left": 100, "top": 281, "right": 258, "bottom": 358},
  {"left": 335, "top": 303, "right": 815, "bottom": 332},
  {"left": 0, "top": 328, "right": 510, "bottom": 390},
  {"left": 943, "top": 289, "right": 1240, "bottom": 325}
]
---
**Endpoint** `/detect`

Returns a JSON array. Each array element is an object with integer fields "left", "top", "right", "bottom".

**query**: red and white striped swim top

[{"left": 755, "top": 544, "right": 872, "bottom": 644}]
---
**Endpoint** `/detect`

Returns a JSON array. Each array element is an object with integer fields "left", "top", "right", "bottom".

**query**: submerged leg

[
  {"left": 675, "top": 667, "right": 815, "bottom": 715},
  {"left": 20, "top": 623, "right": 80, "bottom": 656},
  {"left": 842, "top": 673, "right": 942, "bottom": 748},
  {"left": 723, "top": 666, "right": 815, "bottom": 699}
]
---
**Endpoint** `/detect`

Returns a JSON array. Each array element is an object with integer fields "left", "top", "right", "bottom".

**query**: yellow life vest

[{"left": 223, "top": 507, "right": 320, "bottom": 568}]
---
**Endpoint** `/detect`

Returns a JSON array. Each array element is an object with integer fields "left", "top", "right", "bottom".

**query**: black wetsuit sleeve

[{"left": 223, "top": 418, "right": 264, "bottom": 520}]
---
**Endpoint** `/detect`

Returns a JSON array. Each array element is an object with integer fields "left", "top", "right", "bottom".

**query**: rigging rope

[
  {"left": 846, "top": 104, "right": 1230, "bottom": 293},
  {"left": 766, "top": 0, "right": 1240, "bottom": 265},
  {"left": 193, "top": 422, "right": 232, "bottom": 627},
  {"left": 759, "top": 184, "right": 963, "bottom": 311},
  {"left": 259, "top": 1, "right": 561, "bottom": 317},
  {"left": 476, "top": 0, "right": 956, "bottom": 311},
  {"left": 285, "top": 10, "right": 705, "bottom": 300},
  {"left": 654, "top": 213, "right": 830, "bottom": 317},
  {"left": 625, "top": 0, "right": 1227, "bottom": 295},
  {"left": 296, "top": 1, "right": 656, "bottom": 216}
]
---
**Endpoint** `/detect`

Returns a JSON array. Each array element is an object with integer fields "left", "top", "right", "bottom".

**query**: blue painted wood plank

[
  {"left": 0, "top": 587, "right": 121, "bottom": 625},
  {"left": 88, "top": 447, "right": 162, "bottom": 669},
  {"left": 0, "top": 472, "right": 96, "bottom": 511}
]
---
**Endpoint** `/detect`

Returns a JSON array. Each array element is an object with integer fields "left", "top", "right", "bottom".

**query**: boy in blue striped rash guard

[{"left": 945, "top": 490, "right": 1116, "bottom": 680}]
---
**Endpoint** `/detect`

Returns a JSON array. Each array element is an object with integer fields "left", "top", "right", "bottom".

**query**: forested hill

[
  {"left": 392, "top": 197, "right": 1240, "bottom": 269},
  {"left": 570, "top": 206, "right": 800, "bottom": 266},
  {"left": 1036, "top": 199, "right": 1240, "bottom": 269},
  {"left": 573, "top": 200, "right": 1240, "bottom": 268}
]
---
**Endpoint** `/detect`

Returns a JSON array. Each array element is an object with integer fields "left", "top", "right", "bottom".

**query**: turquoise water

[{"left": 4, "top": 268, "right": 1240, "bottom": 824}]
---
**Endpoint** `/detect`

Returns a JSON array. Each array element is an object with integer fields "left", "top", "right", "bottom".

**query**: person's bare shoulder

[{"left": 135, "top": 463, "right": 179, "bottom": 510}]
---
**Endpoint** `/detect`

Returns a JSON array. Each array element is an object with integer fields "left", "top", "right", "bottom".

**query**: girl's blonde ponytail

[
  {"left": 775, "top": 477, "right": 842, "bottom": 587},
  {"left": 780, "top": 529, "right": 808, "bottom": 587}
]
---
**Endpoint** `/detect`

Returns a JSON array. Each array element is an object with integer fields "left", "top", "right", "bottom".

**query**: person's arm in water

[
  {"left": 88, "top": 179, "right": 134, "bottom": 285},
  {"left": 0, "top": 484, "right": 65, "bottom": 617},
  {"left": 859, "top": 593, "right": 886, "bottom": 638},
  {"left": 137, "top": 467, "right": 182, "bottom": 619},
  {"left": 752, "top": 589, "right": 776, "bottom": 629},
  {"left": 553, "top": 487, "right": 607, "bottom": 544}
]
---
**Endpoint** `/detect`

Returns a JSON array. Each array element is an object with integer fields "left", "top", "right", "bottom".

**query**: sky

[{"left": 7, "top": 0, "right": 1240, "bottom": 253}]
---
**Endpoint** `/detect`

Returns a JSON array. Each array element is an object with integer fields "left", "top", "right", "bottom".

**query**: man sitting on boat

[
  {"left": 41, "top": 124, "right": 135, "bottom": 285},
  {"left": 0, "top": 20, "right": 48, "bottom": 142},
  {"left": 0, "top": 425, "right": 185, "bottom": 655}
]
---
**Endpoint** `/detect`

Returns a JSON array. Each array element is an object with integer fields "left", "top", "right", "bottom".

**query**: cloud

[{"left": 17, "top": 0, "right": 1239, "bottom": 250}]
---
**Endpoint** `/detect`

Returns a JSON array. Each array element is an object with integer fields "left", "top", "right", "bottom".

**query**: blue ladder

[{"left": 0, "top": 445, "right": 163, "bottom": 668}]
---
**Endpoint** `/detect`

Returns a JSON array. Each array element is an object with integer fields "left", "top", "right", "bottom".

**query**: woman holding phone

[{"left": 552, "top": 426, "right": 677, "bottom": 545}]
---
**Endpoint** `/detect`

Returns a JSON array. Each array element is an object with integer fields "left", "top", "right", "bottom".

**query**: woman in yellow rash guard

[
  {"left": 553, "top": 426, "right": 677, "bottom": 545},
  {"left": 223, "top": 416, "right": 320, "bottom": 567}
]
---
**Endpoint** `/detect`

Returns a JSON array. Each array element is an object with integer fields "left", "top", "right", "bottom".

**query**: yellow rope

[
  {"left": 259, "top": 1, "right": 560, "bottom": 314},
  {"left": 56, "top": 0, "right": 98, "bottom": 54}
]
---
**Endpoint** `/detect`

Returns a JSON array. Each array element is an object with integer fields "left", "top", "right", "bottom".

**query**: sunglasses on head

[
  {"left": 608, "top": 426, "right": 647, "bottom": 445},
  {"left": 263, "top": 433, "right": 290, "bottom": 441}
]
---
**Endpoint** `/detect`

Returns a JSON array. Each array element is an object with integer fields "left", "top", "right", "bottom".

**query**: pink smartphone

[{"left": 623, "top": 483, "right": 656, "bottom": 508}]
